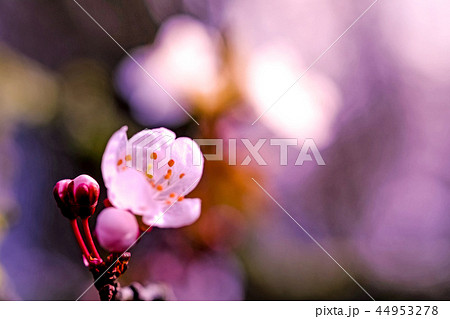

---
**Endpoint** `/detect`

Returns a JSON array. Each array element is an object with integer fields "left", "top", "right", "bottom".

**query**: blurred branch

[{"left": 115, "top": 282, "right": 175, "bottom": 301}]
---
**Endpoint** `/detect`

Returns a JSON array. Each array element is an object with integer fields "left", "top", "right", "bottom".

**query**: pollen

[
  {"left": 117, "top": 159, "right": 123, "bottom": 166},
  {"left": 156, "top": 184, "right": 163, "bottom": 191},
  {"left": 125, "top": 155, "right": 132, "bottom": 161},
  {"left": 151, "top": 152, "right": 158, "bottom": 160},
  {"left": 164, "top": 169, "right": 172, "bottom": 180},
  {"left": 168, "top": 159, "right": 175, "bottom": 167},
  {"left": 179, "top": 173, "right": 185, "bottom": 179}
]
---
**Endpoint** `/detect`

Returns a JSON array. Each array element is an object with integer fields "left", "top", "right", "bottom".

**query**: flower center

[{"left": 117, "top": 152, "right": 186, "bottom": 205}]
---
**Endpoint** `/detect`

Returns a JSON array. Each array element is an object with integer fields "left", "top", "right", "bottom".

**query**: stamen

[
  {"left": 117, "top": 159, "right": 123, "bottom": 166},
  {"left": 168, "top": 159, "right": 175, "bottom": 167},
  {"left": 125, "top": 154, "right": 132, "bottom": 161},
  {"left": 179, "top": 173, "right": 185, "bottom": 179},
  {"left": 166, "top": 200, "right": 172, "bottom": 205},
  {"left": 156, "top": 184, "right": 163, "bottom": 191},
  {"left": 169, "top": 193, "right": 176, "bottom": 198},
  {"left": 151, "top": 152, "right": 158, "bottom": 160},
  {"left": 177, "top": 196, "right": 184, "bottom": 202},
  {"left": 164, "top": 169, "right": 172, "bottom": 180}
]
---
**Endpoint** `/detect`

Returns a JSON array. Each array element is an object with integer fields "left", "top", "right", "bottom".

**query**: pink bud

[
  {"left": 53, "top": 179, "right": 76, "bottom": 219},
  {"left": 95, "top": 207, "right": 139, "bottom": 253}
]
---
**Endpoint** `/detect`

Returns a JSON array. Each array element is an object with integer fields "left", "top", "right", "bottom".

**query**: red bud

[
  {"left": 53, "top": 179, "right": 76, "bottom": 219},
  {"left": 53, "top": 174, "right": 100, "bottom": 219}
]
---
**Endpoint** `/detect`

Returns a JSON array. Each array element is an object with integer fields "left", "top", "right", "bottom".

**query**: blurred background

[{"left": 0, "top": 0, "right": 449, "bottom": 300}]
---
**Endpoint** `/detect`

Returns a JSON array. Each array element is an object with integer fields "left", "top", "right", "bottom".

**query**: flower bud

[
  {"left": 95, "top": 207, "right": 139, "bottom": 253},
  {"left": 53, "top": 175, "right": 100, "bottom": 219},
  {"left": 68, "top": 174, "right": 100, "bottom": 219},
  {"left": 53, "top": 179, "right": 76, "bottom": 219}
]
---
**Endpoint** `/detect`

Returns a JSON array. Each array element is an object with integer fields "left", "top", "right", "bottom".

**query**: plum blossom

[
  {"left": 100, "top": 126, "right": 204, "bottom": 228},
  {"left": 115, "top": 15, "right": 222, "bottom": 126},
  {"left": 244, "top": 44, "right": 341, "bottom": 147}
]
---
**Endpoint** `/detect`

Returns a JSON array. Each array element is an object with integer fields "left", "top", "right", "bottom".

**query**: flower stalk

[
  {"left": 81, "top": 218, "right": 102, "bottom": 261},
  {"left": 69, "top": 219, "right": 91, "bottom": 261}
]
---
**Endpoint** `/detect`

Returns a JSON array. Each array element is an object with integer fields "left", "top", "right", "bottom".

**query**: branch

[
  {"left": 89, "top": 253, "right": 131, "bottom": 301},
  {"left": 115, "top": 282, "right": 175, "bottom": 301}
]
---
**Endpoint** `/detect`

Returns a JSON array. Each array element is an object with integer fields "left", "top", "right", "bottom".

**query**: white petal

[
  {"left": 143, "top": 198, "right": 201, "bottom": 228},
  {"left": 127, "top": 127, "right": 176, "bottom": 175},
  {"left": 101, "top": 126, "right": 128, "bottom": 188},
  {"left": 107, "top": 169, "right": 161, "bottom": 216},
  {"left": 157, "top": 137, "right": 204, "bottom": 198}
]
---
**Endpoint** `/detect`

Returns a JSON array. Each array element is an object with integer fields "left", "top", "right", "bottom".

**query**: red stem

[
  {"left": 81, "top": 218, "right": 102, "bottom": 262},
  {"left": 70, "top": 219, "right": 91, "bottom": 260}
]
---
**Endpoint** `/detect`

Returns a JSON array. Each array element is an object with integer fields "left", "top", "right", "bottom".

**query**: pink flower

[
  {"left": 101, "top": 126, "right": 204, "bottom": 228},
  {"left": 115, "top": 15, "right": 222, "bottom": 126},
  {"left": 95, "top": 207, "right": 139, "bottom": 253},
  {"left": 243, "top": 44, "right": 341, "bottom": 147}
]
